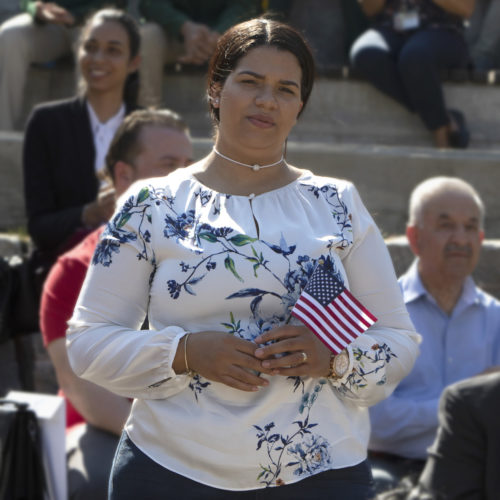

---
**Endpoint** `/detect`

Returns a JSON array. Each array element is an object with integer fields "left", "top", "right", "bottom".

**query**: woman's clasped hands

[{"left": 185, "top": 326, "right": 331, "bottom": 392}]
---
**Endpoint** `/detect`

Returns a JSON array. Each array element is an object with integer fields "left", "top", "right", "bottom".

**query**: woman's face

[
  {"left": 78, "top": 19, "right": 139, "bottom": 96},
  {"left": 214, "top": 46, "right": 303, "bottom": 155}
]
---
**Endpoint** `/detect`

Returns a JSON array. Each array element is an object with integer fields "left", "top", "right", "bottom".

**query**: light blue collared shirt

[{"left": 369, "top": 260, "right": 500, "bottom": 459}]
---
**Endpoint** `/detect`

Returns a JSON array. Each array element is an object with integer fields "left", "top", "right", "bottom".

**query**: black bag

[
  {"left": 0, "top": 253, "right": 48, "bottom": 344},
  {"left": 0, "top": 259, "right": 15, "bottom": 344},
  {"left": 0, "top": 400, "right": 46, "bottom": 500},
  {"left": 8, "top": 254, "right": 46, "bottom": 336}
]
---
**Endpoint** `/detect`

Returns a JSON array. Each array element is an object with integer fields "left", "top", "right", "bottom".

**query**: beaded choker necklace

[{"left": 213, "top": 147, "right": 284, "bottom": 171}]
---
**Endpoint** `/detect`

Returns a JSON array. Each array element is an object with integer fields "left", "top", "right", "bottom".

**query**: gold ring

[{"left": 301, "top": 352, "right": 308, "bottom": 363}]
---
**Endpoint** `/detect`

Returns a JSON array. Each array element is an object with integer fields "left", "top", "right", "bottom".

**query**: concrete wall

[
  {"left": 22, "top": 66, "right": 500, "bottom": 148},
  {"left": 6, "top": 134, "right": 500, "bottom": 237}
]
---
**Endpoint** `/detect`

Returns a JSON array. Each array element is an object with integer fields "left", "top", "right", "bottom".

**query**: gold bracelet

[{"left": 183, "top": 333, "right": 195, "bottom": 377}]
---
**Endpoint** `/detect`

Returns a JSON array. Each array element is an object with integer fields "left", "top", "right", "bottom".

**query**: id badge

[{"left": 393, "top": 10, "right": 420, "bottom": 31}]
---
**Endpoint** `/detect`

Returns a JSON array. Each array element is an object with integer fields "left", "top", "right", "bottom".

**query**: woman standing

[
  {"left": 23, "top": 8, "right": 141, "bottom": 273},
  {"left": 351, "top": 0, "right": 474, "bottom": 149},
  {"left": 68, "top": 18, "right": 420, "bottom": 500}
]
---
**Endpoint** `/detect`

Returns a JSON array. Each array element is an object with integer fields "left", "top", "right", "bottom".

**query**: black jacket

[
  {"left": 23, "top": 96, "right": 136, "bottom": 261},
  {"left": 419, "top": 372, "right": 500, "bottom": 500}
]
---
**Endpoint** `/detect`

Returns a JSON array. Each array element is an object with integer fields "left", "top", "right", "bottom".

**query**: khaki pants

[
  {"left": 137, "top": 22, "right": 183, "bottom": 108},
  {"left": 0, "top": 14, "right": 179, "bottom": 131},
  {"left": 0, "top": 13, "right": 79, "bottom": 130}
]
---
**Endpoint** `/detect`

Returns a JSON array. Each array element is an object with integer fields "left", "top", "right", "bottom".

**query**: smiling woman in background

[
  {"left": 67, "top": 17, "right": 420, "bottom": 500},
  {"left": 23, "top": 8, "right": 141, "bottom": 281}
]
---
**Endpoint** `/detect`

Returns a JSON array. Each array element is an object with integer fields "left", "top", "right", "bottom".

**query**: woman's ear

[
  {"left": 209, "top": 84, "right": 222, "bottom": 108},
  {"left": 128, "top": 54, "right": 141, "bottom": 74},
  {"left": 294, "top": 101, "right": 304, "bottom": 123}
]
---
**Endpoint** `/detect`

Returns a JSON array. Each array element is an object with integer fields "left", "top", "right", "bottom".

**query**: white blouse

[
  {"left": 67, "top": 166, "right": 420, "bottom": 491},
  {"left": 86, "top": 101, "right": 125, "bottom": 174}
]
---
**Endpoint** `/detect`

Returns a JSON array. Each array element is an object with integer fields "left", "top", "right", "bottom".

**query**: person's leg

[
  {"left": 0, "top": 339, "right": 22, "bottom": 395},
  {"left": 66, "top": 423, "right": 120, "bottom": 500},
  {"left": 138, "top": 22, "right": 183, "bottom": 108},
  {"left": 397, "top": 28, "right": 468, "bottom": 146},
  {"left": 469, "top": 0, "right": 500, "bottom": 70},
  {"left": 350, "top": 28, "right": 413, "bottom": 111},
  {"left": 0, "top": 13, "right": 73, "bottom": 130}
]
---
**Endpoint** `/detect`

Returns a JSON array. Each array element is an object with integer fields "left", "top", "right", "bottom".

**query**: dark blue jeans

[
  {"left": 109, "top": 432, "right": 375, "bottom": 500},
  {"left": 350, "top": 26, "right": 468, "bottom": 130}
]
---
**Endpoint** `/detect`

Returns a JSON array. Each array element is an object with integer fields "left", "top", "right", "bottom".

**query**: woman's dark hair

[
  {"left": 79, "top": 8, "right": 141, "bottom": 108},
  {"left": 207, "top": 17, "right": 315, "bottom": 124}
]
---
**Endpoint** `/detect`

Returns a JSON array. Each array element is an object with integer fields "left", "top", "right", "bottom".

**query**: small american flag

[{"left": 291, "top": 264, "right": 377, "bottom": 354}]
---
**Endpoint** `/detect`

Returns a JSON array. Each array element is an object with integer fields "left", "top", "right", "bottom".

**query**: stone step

[
  {"left": 3, "top": 132, "right": 500, "bottom": 237},
  {"left": 23, "top": 65, "right": 500, "bottom": 148},
  {"left": 193, "top": 139, "right": 500, "bottom": 238}
]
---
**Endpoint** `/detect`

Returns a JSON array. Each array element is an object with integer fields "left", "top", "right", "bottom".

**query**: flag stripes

[{"left": 291, "top": 264, "right": 377, "bottom": 354}]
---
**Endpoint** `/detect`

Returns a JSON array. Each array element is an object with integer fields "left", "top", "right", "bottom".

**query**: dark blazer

[
  {"left": 418, "top": 372, "right": 500, "bottom": 500},
  {"left": 23, "top": 96, "right": 135, "bottom": 262}
]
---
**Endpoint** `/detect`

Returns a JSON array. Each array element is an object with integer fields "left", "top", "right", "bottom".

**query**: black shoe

[{"left": 448, "top": 109, "right": 470, "bottom": 149}]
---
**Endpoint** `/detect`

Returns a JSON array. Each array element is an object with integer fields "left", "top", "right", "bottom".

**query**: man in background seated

[
  {"left": 39, "top": 108, "right": 193, "bottom": 500},
  {"left": 369, "top": 176, "right": 500, "bottom": 490}
]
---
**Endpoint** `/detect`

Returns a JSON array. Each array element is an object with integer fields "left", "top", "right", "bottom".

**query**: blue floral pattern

[
  {"left": 254, "top": 380, "right": 332, "bottom": 486},
  {"left": 89, "top": 175, "right": 404, "bottom": 487},
  {"left": 336, "top": 343, "right": 397, "bottom": 398},
  {"left": 93, "top": 187, "right": 156, "bottom": 266}
]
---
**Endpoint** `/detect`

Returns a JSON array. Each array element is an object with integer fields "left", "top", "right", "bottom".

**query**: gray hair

[{"left": 408, "top": 176, "right": 485, "bottom": 228}]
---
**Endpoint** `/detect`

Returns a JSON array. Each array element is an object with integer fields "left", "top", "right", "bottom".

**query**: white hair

[{"left": 408, "top": 176, "right": 485, "bottom": 228}]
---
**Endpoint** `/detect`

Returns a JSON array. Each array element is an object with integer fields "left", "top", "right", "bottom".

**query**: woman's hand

[
  {"left": 179, "top": 21, "right": 216, "bottom": 65},
  {"left": 181, "top": 332, "right": 271, "bottom": 392},
  {"left": 81, "top": 185, "right": 116, "bottom": 228},
  {"left": 35, "top": 2, "right": 75, "bottom": 25},
  {"left": 254, "top": 326, "right": 331, "bottom": 378}
]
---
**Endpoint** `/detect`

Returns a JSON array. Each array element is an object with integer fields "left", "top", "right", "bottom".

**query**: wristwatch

[{"left": 328, "top": 350, "right": 350, "bottom": 379}]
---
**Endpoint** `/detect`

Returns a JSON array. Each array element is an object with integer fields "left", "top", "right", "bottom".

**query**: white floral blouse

[{"left": 67, "top": 165, "right": 420, "bottom": 491}]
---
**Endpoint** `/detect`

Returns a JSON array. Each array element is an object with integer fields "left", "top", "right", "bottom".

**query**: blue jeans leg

[
  {"left": 351, "top": 26, "right": 468, "bottom": 130},
  {"left": 398, "top": 28, "right": 468, "bottom": 130}
]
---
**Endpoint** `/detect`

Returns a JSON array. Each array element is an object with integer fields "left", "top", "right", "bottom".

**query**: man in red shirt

[{"left": 39, "top": 108, "right": 193, "bottom": 499}]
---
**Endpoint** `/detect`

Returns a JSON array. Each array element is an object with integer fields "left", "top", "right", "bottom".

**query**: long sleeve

[
  {"left": 139, "top": 0, "right": 190, "bottom": 38},
  {"left": 21, "top": 0, "right": 125, "bottom": 24},
  {"left": 21, "top": 0, "right": 38, "bottom": 17},
  {"left": 331, "top": 185, "right": 420, "bottom": 407},
  {"left": 212, "top": 0, "right": 258, "bottom": 34},
  {"left": 67, "top": 187, "right": 191, "bottom": 399},
  {"left": 23, "top": 107, "right": 87, "bottom": 252},
  {"left": 369, "top": 393, "right": 440, "bottom": 457},
  {"left": 417, "top": 380, "right": 486, "bottom": 499},
  {"left": 138, "top": 0, "right": 257, "bottom": 38}
]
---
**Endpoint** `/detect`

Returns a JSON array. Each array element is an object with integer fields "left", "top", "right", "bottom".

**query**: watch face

[{"left": 334, "top": 352, "right": 349, "bottom": 377}]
